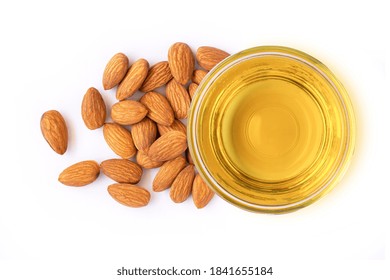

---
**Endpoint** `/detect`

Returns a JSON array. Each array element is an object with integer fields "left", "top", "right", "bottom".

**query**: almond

[
  {"left": 100, "top": 159, "right": 142, "bottom": 184},
  {"left": 153, "top": 156, "right": 187, "bottom": 192},
  {"left": 192, "top": 69, "right": 207, "bottom": 84},
  {"left": 166, "top": 79, "right": 191, "bottom": 119},
  {"left": 136, "top": 150, "right": 164, "bottom": 169},
  {"left": 140, "top": 61, "right": 173, "bottom": 92},
  {"left": 103, "top": 123, "right": 136, "bottom": 159},
  {"left": 139, "top": 91, "right": 174, "bottom": 126},
  {"left": 81, "top": 87, "right": 106, "bottom": 130},
  {"left": 196, "top": 46, "right": 230, "bottom": 71},
  {"left": 132, "top": 117, "right": 157, "bottom": 152},
  {"left": 58, "top": 160, "right": 100, "bottom": 186},
  {"left": 168, "top": 42, "right": 194, "bottom": 85},
  {"left": 157, "top": 119, "right": 186, "bottom": 136},
  {"left": 116, "top": 58, "right": 149, "bottom": 100},
  {"left": 40, "top": 110, "right": 68, "bottom": 155},
  {"left": 148, "top": 131, "right": 187, "bottom": 162},
  {"left": 192, "top": 174, "right": 214, "bottom": 208},
  {"left": 170, "top": 165, "right": 195, "bottom": 203},
  {"left": 107, "top": 183, "right": 150, "bottom": 207},
  {"left": 111, "top": 100, "right": 148, "bottom": 125},
  {"left": 103, "top": 53, "right": 129, "bottom": 90},
  {"left": 188, "top": 83, "right": 198, "bottom": 100}
]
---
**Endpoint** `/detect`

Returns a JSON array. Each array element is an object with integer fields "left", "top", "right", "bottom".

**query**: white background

[{"left": 0, "top": 0, "right": 389, "bottom": 279}]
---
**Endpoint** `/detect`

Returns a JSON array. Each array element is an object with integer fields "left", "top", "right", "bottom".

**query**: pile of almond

[{"left": 40, "top": 43, "right": 229, "bottom": 209}]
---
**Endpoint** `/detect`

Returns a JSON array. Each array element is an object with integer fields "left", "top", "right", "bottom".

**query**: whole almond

[
  {"left": 140, "top": 91, "right": 174, "bottom": 126},
  {"left": 103, "top": 53, "right": 129, "bottom": 90},
  {"left": 168, "top": 42, "right": 194, "bottom": 85},
  {"left": 166, "top": 79, "right": 191, "bottom": 119},
  {"left": 192, "top": 174, "right": 214, "bottom": 209},
  {"left": 192, "top": 69, "right": 207, "bottom": 84},
  {"left": 140, "top": 61, "right": 173, "bottom": 92},
  {"left": 107, "top": 183, "right": 150, "bottom": 207},
  {"left": 116, "top": 58, "right": 149, "bottom": 100},
  {"left": 136, "top": 150, "right": 164, "bottom": 169},
  {"left": 103, "top": 123, "right": 136, "bottom": 159},
  {"left": 40, "top": 110, "right": 68, "bottom": 155},
  {"left": 153, "top": 156, "right": 187, "bottom": 192},
  {"left": 58, "top": 160, "right": 100, "bottom": 187},
  {"left": 148, "top": 131, "right": 187, "bottom": 162},
  {"left": 157, "top": 119, "right": 186, "bottom": 136},
  {"left": 111, "top": 100, "right": 148, "bottom": 125},
  {"left": 170, "top": 165, "right": 195, "bottom": 203},
  {"left": 188, "top": 83, "right": 198, "bottom": 100},
  {"left": 196, "top": 46, "right": 230, "bottom": 71},
  {"left": 132, "top": 117, "right": 157, "bottom": 152},
  {"left": 100, "top": 159, "right": 142, "bottom": 184},
  {"left": 81, "top": 87, "right": 106, "bottom": 130}
]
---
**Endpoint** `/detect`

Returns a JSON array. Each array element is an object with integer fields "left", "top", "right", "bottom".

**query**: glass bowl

[{"left": 187, "top": 46, "right": 356, "bottom": 213}]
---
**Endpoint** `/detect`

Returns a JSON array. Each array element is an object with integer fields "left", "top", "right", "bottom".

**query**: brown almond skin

[
  {"left": 103, "top": 123, "right": 136, "bottom": 159},
  {"left": 111, "top": 100, "right": 148, "bottom": 125},
  {"left": 132, "top": 117, "right": 157, "bottom": 152},
  {"left": 103, "top": 53, "right": 129, "bottom": 90},
  {"left": 153, "top": 156, "right": 187, "bottom": 192},
  {"left": 196, "top": 46, "right": 230, "bottom": 71},
  {"left": 188, "top": 83, "right": 198, "bottom": 100},
  {"left": 100, "top": 159, "right": 142, "bottom": 184},
  {"left": 166, "top": 79, "right": 191, "bottom": 119},
  {"left": 157, "top": 119, "right": 186, "bottom": 136},
  {"left": 148, "top": 131, "right": 187, "bottom": 162},
  {"left": 140, "top": 61, "right": 173, "bottom": 92},
  {"left": 192, "top": 69, "right": 207, "bottom": 84},
  {"left": 140, "top": 91, "right": 174, "bottom": 126},
  {"left": 116, "top": 58, "right": 149, "bottom": 100},
  {"left": 40, "top": 110, "right": 68, "bottom": 155},
  {"left": 192, "top": 174, "right": 215, "bottom": 208},
  {"left": 107, "top": 183, "right": 150, "bottom": 207},
  {"left": 58, "top": 160, "right": 100, "bottom": 187},
  {"left": 170, "top": 165, "right": 195, "bottom": 203},
  {"left": 136, "top": 150, "right": 164, "bottom": 169},
  {"left": 81, "top": 87, "right": 106, "bottom": 130},
  {"left": 168, "top": 42, "right": 194, "bottom": 85}
]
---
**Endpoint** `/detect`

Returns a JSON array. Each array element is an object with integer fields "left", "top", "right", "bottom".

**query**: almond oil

[{"left": 188, "top": 46, "right": 355, "bottom": 213}]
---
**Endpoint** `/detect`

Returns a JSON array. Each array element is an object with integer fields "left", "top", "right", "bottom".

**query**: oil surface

[
  {"left": 191, "top": 48, "right": 355, "bottom": 211},
  {"left": 221, "top": 78, "right": 324, "bottom": 181}
]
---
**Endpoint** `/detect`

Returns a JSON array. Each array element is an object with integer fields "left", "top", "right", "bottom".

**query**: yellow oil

[
  {"left": 221, "top": 78, "right": 324, "bottom": 182},
  {"left": 191, "top": 48, "right": 355, "bottom": 211}
]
